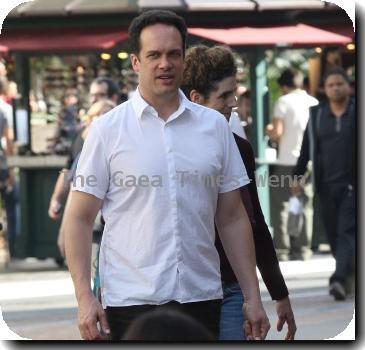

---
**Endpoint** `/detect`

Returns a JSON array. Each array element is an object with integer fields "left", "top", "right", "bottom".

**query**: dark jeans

[
  {"left": 319, "top": 184, "right": 355, "bottom": 284},
  {"left": 106, "top": 299, "right": 222, "bottom": 341}
]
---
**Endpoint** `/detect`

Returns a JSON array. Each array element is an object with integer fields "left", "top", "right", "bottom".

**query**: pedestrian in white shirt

[
  {"left": 266, "top": 69, "right": 318, "bottom": 261},
  {"left": 64, "top": 10, "right": 269, "bottom": 341}
]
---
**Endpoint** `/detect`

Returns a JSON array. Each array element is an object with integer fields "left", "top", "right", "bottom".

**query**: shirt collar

[
  {"left": 131, "top": 86, "right": 194, "bottom": 120},
  {"left": 326, "top": 97, "right": 354, "bottom": 118}
]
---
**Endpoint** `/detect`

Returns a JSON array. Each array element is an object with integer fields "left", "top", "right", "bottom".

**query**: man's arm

[
  {"left": 64, "top": 190, "right": 110, "bottom": 340},
  {"left": 48, "top": 170, "right": 70, "bottom": 219},
  {"left": 291, "top": 122, "right": 311, "bottom": 195},
  {"left": 215, "top": 189, "right": 270, "bottom": 340},
  {"left": 266, "top": 118, "right": 284, "bottom": 143},
  {"left": 3, "top": 125, "right": 15, "bottom": 188}
]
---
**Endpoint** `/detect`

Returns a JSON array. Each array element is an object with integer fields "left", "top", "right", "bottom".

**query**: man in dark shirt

[
  {"left": 292, "top": 67, "right": 355, "bottom": 301},
  {"left": 182, "top": 45, "right": 296, "bottom": 340}
]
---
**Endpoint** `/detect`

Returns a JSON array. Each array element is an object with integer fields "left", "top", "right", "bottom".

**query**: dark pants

[
  {"left": 1, "top": 186, "right": 18, "bottom": 257},
  {"left": 106, "top": 299, "right": 222, "bottom": 341},
  {"left": 319, "top": 185, "right": 355, "bottom": 284}
]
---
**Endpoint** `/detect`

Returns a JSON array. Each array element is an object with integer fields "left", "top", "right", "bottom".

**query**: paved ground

[{"left": 0, "top": 253, "right": 355, "bottom": 341}]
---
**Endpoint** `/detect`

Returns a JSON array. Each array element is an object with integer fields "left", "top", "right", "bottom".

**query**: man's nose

[
  {"left": 159, "top": 56, "right": 172, "bottom": 69},
  {"left": 227, "top": 95, "right": 237, "bottom": 108}
]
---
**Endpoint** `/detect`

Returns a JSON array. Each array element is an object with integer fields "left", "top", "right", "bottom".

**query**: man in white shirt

[
  {"left": 266, "top": 69, "right": 318, "bottom": 261},
  {"left": 65, "top": 10, "right": 269, "bottom": 341}
]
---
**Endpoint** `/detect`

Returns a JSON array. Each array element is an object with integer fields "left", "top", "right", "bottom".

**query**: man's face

[
  {"left": 324, "top": 74, "right": 350, "bottom": 103},
  {"left": 130, "top": 24, "right": 184, "bottom": 101},
  {"left": 89, "top": 82, "right": 108, "bottom": 104},
  {"left": 204, "top": 76, "right": 237, "bottom": 120}
]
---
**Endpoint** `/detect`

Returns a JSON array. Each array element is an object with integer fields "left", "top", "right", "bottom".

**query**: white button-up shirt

[{"left": 73, "top": 89, "right": 250, "bottom": 307}]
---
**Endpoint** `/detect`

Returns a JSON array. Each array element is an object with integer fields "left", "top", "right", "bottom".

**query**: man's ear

[
  {"left": 130, "top": 54, "right": 140, "bottom": 72},
  {"left": 190, "top": 90, "right": 204, "bottom": 104}
]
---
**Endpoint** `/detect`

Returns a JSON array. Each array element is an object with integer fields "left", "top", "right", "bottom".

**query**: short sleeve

[
  {"left": 273, "top": 97, "right": 287, "bottom": 119},
  {"left": 72, "top": 122, "right": 109, "bottom": 199},
  {"left": 218, "top": 118, "right": 250, "bottom": 193}
]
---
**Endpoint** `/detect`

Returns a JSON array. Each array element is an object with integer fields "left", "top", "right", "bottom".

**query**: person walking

[
  {"left": 266, "top": 69, "right": 318, "bottom": 261},
  {"left": 0, "top": 77, "right": 17, "bottom": 258},
  {"left": 182, "top": 44, "right": 296, "bottom": 341},
  {"left": 292, "top": 67, "right": 355, "bottom": 301},
  {"left": 64, "top": 10, "right": 269, "bottom": 341},
  {"left": 48, "top": 77, "right": 119, "bottom": 222}
]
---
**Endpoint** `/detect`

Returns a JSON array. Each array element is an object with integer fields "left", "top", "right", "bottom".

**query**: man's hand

[
  {"left": 275, "top": 297, "right": 296, "bottom": 340},
  {"left": 78, "top": 293, "right": 110, "bottom": 340},
  {"left": 291, "top": 179, "right": 302, "bottom": 196},
  {"left": 265, "top": 123, "right": 275, "bottom": 140},
  {"left": 243, "top": 301, "right": 270, "bottom": 340},
  {"left": 48, "top": 198, "right": 63, "bottom": 220}
]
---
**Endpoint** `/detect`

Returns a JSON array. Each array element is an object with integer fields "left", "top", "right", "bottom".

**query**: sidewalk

[{"left": 1, "top": 251, "right": 334, "bottom": 275}]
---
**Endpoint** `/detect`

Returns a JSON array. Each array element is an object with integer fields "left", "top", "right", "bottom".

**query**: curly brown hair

[{"left": 181, "top": 45, "right": 237, "bottom": 99}]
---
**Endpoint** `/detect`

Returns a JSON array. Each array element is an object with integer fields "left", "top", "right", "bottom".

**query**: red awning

[
  {"left": 0, "top": 27, "right": 128, "bottom": 52},
  {"left": 188, "top": 23, "right": 353, "bottom": 46}
]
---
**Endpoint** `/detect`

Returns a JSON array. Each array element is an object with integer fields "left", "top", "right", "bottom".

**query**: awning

[
  {"left": 0, "top": 27, "right": 128, "bottom": 52},
  {"left": 188, "top": 23, "right": 353, "bottom": 46}
]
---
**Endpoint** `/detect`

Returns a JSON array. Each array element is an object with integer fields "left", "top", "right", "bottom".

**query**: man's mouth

[{"left": 157, "top": 74, "right": 174, "bottom": 81}]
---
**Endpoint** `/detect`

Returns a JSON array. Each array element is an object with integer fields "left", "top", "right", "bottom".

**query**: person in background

[
  {"left": 0, "top": 60, "right": 18, "bottom": 106},
  {"left": 266, "top": 68, "right": 318, "bottom": 262},
  {"left": 0, "top": 77, "right": 16, "bottom": 257},
  {"left": 56, "top": 99, "right": 116, "bottom": 258},
  {"left": 292, "top": 68, "right": 355, "bottom": 301},
  {"left": 181, "top": 45, "right": 296, "bottom": 341},
  {"left": 52, "top": 90, "right": 80, "bottom": 154},
  {"left": 48, "top": 77, "right": 119, "bottom": 221},
  {"left": 64, "top": 10, "right": 269, "bottom": 341},
  {"left": 57, "top": 100, "right": 115, "bottom": 302},
  {"left": 0, "top": 77, "right": 14, "bottom": 140}
]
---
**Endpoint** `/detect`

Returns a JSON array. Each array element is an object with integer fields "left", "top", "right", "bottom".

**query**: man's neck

[
  {"left": 329, "top": 96, "right": 350, "bottom": 117},
  {"left": 139, "top": 87, "right": 180, "bottom": 121}
]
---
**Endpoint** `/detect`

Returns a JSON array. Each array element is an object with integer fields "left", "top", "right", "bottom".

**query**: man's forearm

[
  {"left": 51, "top": 169, "right": 71, "bottom": 203},
  {"left": 64, "top": 206, "right": 94, "bottom": 301}
]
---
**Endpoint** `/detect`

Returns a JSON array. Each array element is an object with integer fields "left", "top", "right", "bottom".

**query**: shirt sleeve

[
  {"left": 273, "top": 97, "right": 287, "bottom": 119},
  {"left": 218, "top": 117, "right": 250, "bottom": 193},
  {"left": 72, "top": 122, "right": 109, "bottom": 199}
]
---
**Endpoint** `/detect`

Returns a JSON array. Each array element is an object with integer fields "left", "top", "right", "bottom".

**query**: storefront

[{"left": 0, "top": 0, "right": 355, "bottom": 259}]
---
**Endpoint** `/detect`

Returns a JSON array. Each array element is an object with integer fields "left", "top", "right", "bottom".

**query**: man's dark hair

[
  {"left": 92, "top": 77, "right": 119, "bottom": 99},
  {"left": 181, "top": 45, "right": 237, "bottom": 99},
  {"left": 128, "top": 10, "right": 187, "bottom": 55},
  {"left": 323, "top": 67, "right": 350, "bottom": 85},
  {"left": 278, "top": 68, "right": 304, "bottom": 89},
  {"left": 123, "top": 308, "right": 214, "bottom": 341}
]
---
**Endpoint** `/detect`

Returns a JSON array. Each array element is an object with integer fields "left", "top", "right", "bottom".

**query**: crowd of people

[{"left": 0, "top": 8, "right": 355, "bottom": 342}]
